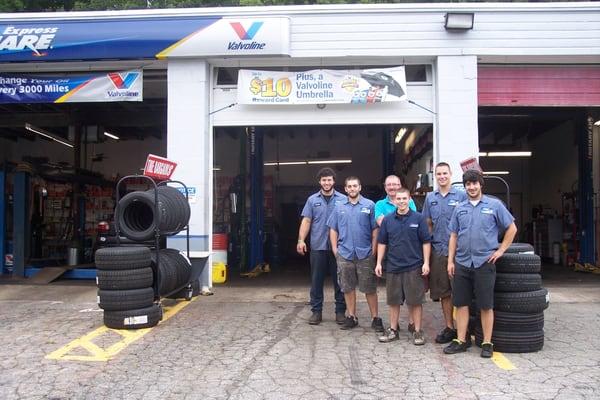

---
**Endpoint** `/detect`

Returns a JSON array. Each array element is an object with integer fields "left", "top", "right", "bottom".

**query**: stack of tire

[
  {"left": 96, "top": 247, "right": 161, "bottom": 329},
  {"left": 474, "top": 243, "right": 550, "bottom": 353},
  {"left": 95, "top": 184, "right": 192, "bottom": 329}
]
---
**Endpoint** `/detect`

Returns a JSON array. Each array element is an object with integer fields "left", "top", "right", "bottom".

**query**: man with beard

[
  {"left": 422, "top": 162, "right": 467, "bottom": 344},
  {"left": 297, "top": 167, "right": 347, "bottom": 325},
  {"left": 444, "top": 170, "right": 517, "bottom": 358},
  {"left": 328, "top": 176, "right": 383, "bottom": 332}
]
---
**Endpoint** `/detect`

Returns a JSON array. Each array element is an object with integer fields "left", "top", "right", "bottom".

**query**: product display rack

[{"left": 114, "top": 175, "right": 200, "bottom": 306}]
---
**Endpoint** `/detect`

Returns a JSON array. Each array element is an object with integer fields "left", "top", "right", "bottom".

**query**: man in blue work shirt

[
  {"left": 328, "top": 176, "right": 383, "bottom": 332},
  {"left": 444, "top": 169, "right": 517, "bottom": 358},
  {"left": 422, "top": 162, "right": 467, "bottom": 344},
  {"left": 375, "top": 188, "right": 431, "bottom": 345},
  {"left": 297, "top": 167, "right": 347, "bottom": 325},
  {"left": 374, "top": 174, "right": 417, "bottom": 332}
]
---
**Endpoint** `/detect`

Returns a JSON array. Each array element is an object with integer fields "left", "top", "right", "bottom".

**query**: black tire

[
  {"left": 97, "top": 287, "right": 155, "bottom": 311},
  {"left": 96, "top": 268, "right": 153, "bottom": 290},
  {"left": 104, "top": 304, "right": 161, "bottom": 329},
  {"left": 158, "top": 186, "right": 190, "bottom": 229},
  {"left": 474, "top": 327, "right": 544, "bottom": 353},
  {"left": 496, "top": 253, "right": 541, "bottom": 274},
  {"left": 494, "top": 288, "right": 549, "bottom": 314},
  {"left": 493, "top": 311, "right": 544, "bottom": 332},
  {"left": 95, "top": 246, "right": 151, "bottom": 270},
  {"left": 504, "top": 243, "right": 535, "bottom": 254},
  {"left": 495, "top": 273, "right": 542, "bottom": 292},
  {"left": 116, "top": 191, "right": 159, "bottom": 241}
]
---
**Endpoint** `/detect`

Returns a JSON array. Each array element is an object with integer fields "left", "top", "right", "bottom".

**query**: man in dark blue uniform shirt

[{"left": 375, "top": 188, "right": 431, "bottom": 345}]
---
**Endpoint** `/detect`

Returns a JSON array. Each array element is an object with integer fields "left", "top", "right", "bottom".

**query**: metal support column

[
  {"left": 13, "top": 172, "right": 29, "bottom": 277},
  {"left": 578, "top": 114, "right": 596, "bottom": 264},
  {"left": 0, "top": 170, "right": 5, "bottom": 274},
  {"left": 382, "top": 127, "right": 395, "bottom": 178},
  {"left": 249, "top": 126, "right": 264, "bottom": 270}
]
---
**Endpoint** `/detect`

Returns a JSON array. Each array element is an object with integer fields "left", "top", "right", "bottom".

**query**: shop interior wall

[{"left": 479, "top": 119, "right": 578, "bottom": 241}]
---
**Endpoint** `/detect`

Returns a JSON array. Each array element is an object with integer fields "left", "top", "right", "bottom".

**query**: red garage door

[{"left": 478, "top": 66, "right": 600, "bottom": 107}]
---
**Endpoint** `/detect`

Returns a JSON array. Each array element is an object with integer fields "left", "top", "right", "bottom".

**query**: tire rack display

[
  {"left": 474, "top": 243, "right": 550, "bottom": 353},
  {"left": 95, "top": 175, "right": 201, "bottom": 329}
]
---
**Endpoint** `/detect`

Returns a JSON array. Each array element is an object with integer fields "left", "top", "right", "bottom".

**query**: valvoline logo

[
  {"left": 230, "top": 22, "right": 263, "bottom": 40},
  {"left": 106, "top": 71, "right": 141, "bottom": 99},
  {"left": 108, "top": 72, "right": 139, "bottom": 89},
  {"left": 228, "top": 21, "right": 266, "bottom": 51}
]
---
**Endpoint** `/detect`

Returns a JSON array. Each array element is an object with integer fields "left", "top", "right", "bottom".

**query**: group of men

[{"left": 297, "top": 163, "right": 516, "bottom": 358}]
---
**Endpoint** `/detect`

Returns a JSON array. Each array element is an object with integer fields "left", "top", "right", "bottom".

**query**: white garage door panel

[{"left": 211, "top": 84, "right": 434, "bottom": 126}]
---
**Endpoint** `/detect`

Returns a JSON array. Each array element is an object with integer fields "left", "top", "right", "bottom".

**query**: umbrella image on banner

[{"left": 360, "top": 71, "right": 405, "bottom": 98}]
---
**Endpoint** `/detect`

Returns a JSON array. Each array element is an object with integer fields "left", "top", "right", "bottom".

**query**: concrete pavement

[{"left": 0, "top": 267, "right": 599, "bottom": 400}]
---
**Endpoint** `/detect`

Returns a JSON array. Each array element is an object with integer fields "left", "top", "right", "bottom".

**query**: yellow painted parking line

[
  {"left": 492, "top": 351, "right": 516, "bottom": 370},
  {"left": 46, "top": 298, "right": 196, "bottom": 362}
]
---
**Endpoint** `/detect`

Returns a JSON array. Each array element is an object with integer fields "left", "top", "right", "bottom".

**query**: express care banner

[
  {"left": 237, "top": 67, "right": 407, "bottom": 105},
  {"left": 0, "top": 70, "right": 142, "bottom": 103}
]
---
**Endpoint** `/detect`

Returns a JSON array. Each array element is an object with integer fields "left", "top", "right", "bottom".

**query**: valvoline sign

[
  {"left": 0, "top": 17, "right": 219, "bottom": 62},
  {"left": 0, "top": 16, "right": 290, "bottom": 62}
]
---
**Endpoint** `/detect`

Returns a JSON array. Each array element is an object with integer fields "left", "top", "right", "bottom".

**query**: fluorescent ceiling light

[
  {"left": 103, "top": 131, "right": 120, "bottom": 140},
  {"left": 486, "top": 151, "right": 532, "bottom": 157},
  {"left": 308, "top": 159, "right": 352, "bottom": 165},
  {"left": 479, "top": 151, "right": 532, "bottom": 157},
  {"left": 264, "top": 159, "right": 352, "bottom": 166},
  {"left": 445, "top": 12, "right": 474, "bottom": 30},
  {"left": 483, "top": 171, "right": 510, "bottom": 175},
  {"left": 394, "top": 128, "right": 407, "bottom": 144},
  {"left": 25, "top": 123, "right": 74, "bottom": 148}
]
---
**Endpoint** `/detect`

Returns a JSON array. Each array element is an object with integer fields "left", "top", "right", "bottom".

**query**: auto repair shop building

[{"left": 0, "top": 2, "right": 599, "bottom": 287}]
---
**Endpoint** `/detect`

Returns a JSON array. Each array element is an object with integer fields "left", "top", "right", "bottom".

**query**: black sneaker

[
  {"left": 335, "top": 312, "right": 346, "bottom": 325},
  {"left": 465, "top": 332, "right": 473, "bottom": 348},
  {"left": 340, "top": 316, "right": 358, "bottom": 330},
  {"left": 435, "top": 327, "right": 457, "bottom": 344},
  {"left": 308, "top": 312, "right": 322, "bottom": 325},
  {"left": 481, "top": 342, "right": 494, "bottom": 358},
  {"left": 378, "top": 327, "right": 399, "bottom": 343},
  {"left": 371, "top": 317, "right": 385, "bottom": 333},
  {"left": 443, "top": 339, "right": 469, "bottom": 354}
]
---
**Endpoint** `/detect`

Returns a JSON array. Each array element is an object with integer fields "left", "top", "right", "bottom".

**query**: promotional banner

[
  {"left": 237, "top": 67, "right": 407, "bottom": 105},
  {"left": 0, "top": 70, "right": 142, "bottom": 103}
]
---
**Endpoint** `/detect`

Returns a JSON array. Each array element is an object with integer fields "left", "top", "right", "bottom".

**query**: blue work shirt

[
  {"left": 378, "top": 210, "right": 431, "bottom": 273},
  {"left": 374, "top": 196, "right": 416, "bottom": 221},
  {"left": 327, "top": 196, "right": 377, "bottom": 260},
  {"left": 449, "top": 195, "right": 515, "bottom": 268},
  {"left": 301, "top": 190, "right": 346, "bottom": 251},
  {"left": 422, "top": 188, "right": 468, "bottom": 256}
]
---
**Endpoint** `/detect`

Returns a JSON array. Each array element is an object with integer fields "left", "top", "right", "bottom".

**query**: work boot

[
  {"left": 340, "top": 316, "right": 358, "bottom": 330},
  {"left": 335, "top": 312, "right": 346, "bottom": 325},
  {"left": 371, "top": 317, "right": 385, "bottom": 333},
  {"left": 481, "top": 342, "right": 494, "bottom": 358},
  {"left": 378, "top": 327, "right": 399, "bottom": 343},
  {"left": 435, "top": 327, "right": 457, "bottom": 344},
  {"left": 308, "top": 312, "right": 322, "bottom": 325},
  {"left": 443, "top": 339, "right": 469, "bottom": 354}
]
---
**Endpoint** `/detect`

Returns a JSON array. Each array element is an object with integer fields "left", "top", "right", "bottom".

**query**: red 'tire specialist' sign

[
  {"left": 143, "top": 154, "right": 177, "bottom": 180},
  {"left": 460, "top": 157, "right": 483, "bottom": 173}
]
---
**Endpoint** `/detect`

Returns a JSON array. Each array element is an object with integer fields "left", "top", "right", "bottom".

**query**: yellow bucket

[{"left": 212, "top": 262, "right": 227, "bottom": 284}]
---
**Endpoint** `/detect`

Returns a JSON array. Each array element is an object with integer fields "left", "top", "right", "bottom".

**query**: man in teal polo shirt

[{"left": 375, "top": 175, "right": 416, "bottom": 225}]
